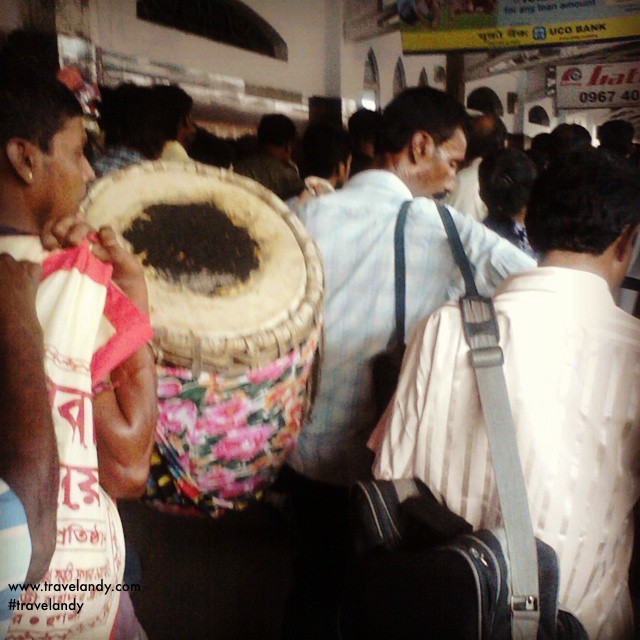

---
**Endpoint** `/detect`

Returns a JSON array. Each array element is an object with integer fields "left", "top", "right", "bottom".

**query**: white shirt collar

[
  {"left": 496, "top": 266, "right": 614, "bottom": 306},
  {"left": 346, "top": 169, "right": 414, "bottom": 201}
]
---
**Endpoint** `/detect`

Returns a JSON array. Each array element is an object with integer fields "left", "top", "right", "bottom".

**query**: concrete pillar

[
  {"left": 512, "top": 71, "right": 528, "bottom": 134},
  {"left": 309, "top": 96, "right": 343, "bottom": 127},
  {"left": 23, "top": 0, "right": 56, "bottom": 32},
  {"left": 1, "top": 0, "right": 89, "bottom": 36},
  {"left": 446, "top": 52, "right": 465, "bottom": 106},
  {"left": 324, "top": 0, "right": 342, "bottom": 97},
  {"left": 54, "top": 0, "right": 91, "bottom": 37}
]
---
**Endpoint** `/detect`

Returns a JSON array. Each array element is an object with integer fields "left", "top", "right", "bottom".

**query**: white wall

[
  {"left": 88, "top": 0, "right": 448, "bottom": 112},
  {"left": 339, "top": 30, "right": 446, "bottom": 109},
  {"left": 85, "top": 0, "right": 330, "bottom": 98},
  {"left": 1, "top": 0, "right": 449, "bottom": 120}
]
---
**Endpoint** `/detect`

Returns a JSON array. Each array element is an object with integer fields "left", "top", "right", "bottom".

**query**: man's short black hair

[
  {"left": 258, "top": 114, "right": 297, "bottom": 147},
  {"left": 0, "top": 55, "right": 82, "bottom": 152},
  {"left": 548, "top": 123, "right": 592, "bottom": 161},
  {"left": 99, "top": 83, "right": 168, "bottom": 160},
  {"left": 301, "top": 123, "right": 352, "bottom": 180},
  {"left": 377, "top": 87, "right": 467, "bottom": 154},
  {"left": 528, "top": 132, "right": 552, "bottom": 172},
  {"left": 526, "top": 148, "right": 640, "bottom": 255},
  {"left": 598, "top": 119, "right": 635, "bottom": 157},
  {"left": 479, "top": 149, "right": 537, "bottom": 221},
  {"left": 152, "top": 84, "right": 194, "bottom": 140},
  {"left": 466, "top": 114, "right": 507, "bottom": 161},
  {"left": 348, "top": 108, "right": 382, "bottom": 145}
]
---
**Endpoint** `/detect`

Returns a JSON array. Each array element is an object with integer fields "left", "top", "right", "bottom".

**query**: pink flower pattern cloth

[{"left": 147, "top": 327, "right": 320, "bottom": 517}]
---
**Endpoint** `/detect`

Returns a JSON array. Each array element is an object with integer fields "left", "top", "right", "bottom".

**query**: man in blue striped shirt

[
  {"left": 0, "top": 481, "right": 31, "bottom": 640},
  {"left": 282, "top": 87, "right": 536, "bottom": 640}
]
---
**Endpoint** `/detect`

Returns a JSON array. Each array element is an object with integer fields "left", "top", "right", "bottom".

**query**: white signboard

[{"left": 556, "top": 62, "right": 640, "bottom": 109}]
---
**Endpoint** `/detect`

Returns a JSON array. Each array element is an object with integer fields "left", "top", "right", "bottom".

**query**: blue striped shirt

[
  {"left": 91, "top": 146, "right": 144, "bottom": 179},
  {"left": 289, "top": 170, "right": 536, "bottom": 484},
  {"left": 0, "top": 480, "right": 31, "bottom": 640}
]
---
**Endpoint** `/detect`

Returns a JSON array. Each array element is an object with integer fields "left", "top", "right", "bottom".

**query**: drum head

[{"left": 82, "top": 161, "right": 323, "bottom": 373}]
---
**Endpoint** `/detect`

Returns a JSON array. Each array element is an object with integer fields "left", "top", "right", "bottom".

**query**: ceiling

[{"left": 465, "top": 41, "right": 640, "bottom": 81}]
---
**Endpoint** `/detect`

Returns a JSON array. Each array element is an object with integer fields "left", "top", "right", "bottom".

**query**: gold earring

[{"left": 27, "top": 171, "right": 33, "bottom": 182}]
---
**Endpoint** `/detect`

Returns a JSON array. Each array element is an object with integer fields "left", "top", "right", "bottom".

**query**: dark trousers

[{"left": 278, "top": 465, "right": 352, "bottom": 640}]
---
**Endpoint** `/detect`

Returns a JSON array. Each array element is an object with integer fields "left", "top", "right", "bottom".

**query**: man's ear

[
  {"left": 610, "top": 223, "right": 639, "bottom": 288},
  {"left": 5, "top": 138, "right": 38, "bottom": 185},
  {"left": 614, "top": 224, "right": 638, "bottom": 263},
  {"left": 408, "top": 130, "right": 435, "bottom": 165}
]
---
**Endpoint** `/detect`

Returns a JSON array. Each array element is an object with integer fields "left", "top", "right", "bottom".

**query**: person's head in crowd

[
  {"left": 2, "top": 29, "right": 59, "bottom": 80},
  {"left": 187, "top": 127, "right": 235, "bottom": 168},
  {"left": 548, "top": 123, "right": 592, "bottom": 161},
  {"left": 506, "top": 132, "right": 526, "bottom": 152},
  {"left": 479, "top": 149, "right": 537, "bottom": 225},
  {"left": 98, "top": 85, "right": 124, "bottom": 147},
  {"left": 0, "top": 56, "right": 94, "bottom": 234},
  {"left": 527, "top": 148, "right": 640, "bottom": 288},
  {"left": 258, "top": 113, "right": 298, "bottom": 163},
  {"left": 99, "top": 83, "right": 167, "bottom": 160},
  {"left": 631, "top": 143, "right": 640, "bottom": 169},
  {"left": 528, "top": 132, "right": 552, "bottom": 172},
  {"left": 597, "top": 119, "right": 635, "bottom": 159},
  {"left": 301, "top": 123, "right": 352, "bottom": 188},
  {"left": 152, "top": 84, "right": 196, "bottom": 147},
  {"left": 464, "top": 113, "right": 507, "bottom": 163},
  {"left": 376, "top": 86, "right": 468, "bottom": 199},
  {"left": 234, "top": 134, "right": 259, "bottom": 161},
  {"left": 348, "top": 108, "right": 382, "bottom": 176}
]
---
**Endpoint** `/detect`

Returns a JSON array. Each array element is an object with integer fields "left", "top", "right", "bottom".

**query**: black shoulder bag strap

[
  {"left": 436, "top": 203, "right": 540, "bottom": 640},
  {"left": 391, "top": 200, "right": 412, "bottom": 346}
]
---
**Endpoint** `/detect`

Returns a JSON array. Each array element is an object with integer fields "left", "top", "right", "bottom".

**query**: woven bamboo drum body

[{"left": 82, "top": 161, "right": 324, "bottom": 516}]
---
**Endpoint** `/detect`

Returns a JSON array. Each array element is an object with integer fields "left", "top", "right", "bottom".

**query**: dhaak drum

[{"left": 82, "top": 161, "right": 324, "bottom": 517}]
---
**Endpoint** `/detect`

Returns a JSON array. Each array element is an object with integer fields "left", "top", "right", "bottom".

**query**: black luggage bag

[{"left": 341, "top": 478, "right": 588, "bottom": 640}]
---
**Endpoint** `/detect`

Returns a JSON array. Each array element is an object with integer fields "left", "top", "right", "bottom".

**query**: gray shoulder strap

[
  {"left": 437, "top": 203, "right": 540, "bottom": 639},
  {"left": 461, "top": 298, "right": 540, "bottom": 640}
]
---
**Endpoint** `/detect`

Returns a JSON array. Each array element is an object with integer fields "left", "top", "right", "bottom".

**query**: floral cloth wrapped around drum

[
  {"left": 82, "top": 161, "right": 324, "bottom": 517},
  {"left": 148, "top": 327, "right": 319, "bottom": 515}
]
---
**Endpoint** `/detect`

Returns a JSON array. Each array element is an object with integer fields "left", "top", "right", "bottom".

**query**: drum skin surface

[{"left": 82, "top": 161, "right": 324, "bottom": 516}]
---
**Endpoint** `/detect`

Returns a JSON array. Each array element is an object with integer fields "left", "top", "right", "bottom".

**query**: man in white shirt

[
  {"left": 281, "top": 87, "right": 534, "bottom": 640},
  {"left": 372, "top": 148, "right": 640, "bottom": 639}
]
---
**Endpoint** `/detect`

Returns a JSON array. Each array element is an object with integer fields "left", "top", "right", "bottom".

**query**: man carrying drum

[
  {"left": 0, "top": 56, "right": 157, "bottom": 640},
  {"left": 284, "top": 87, "right": 537, "bottom": 640}
]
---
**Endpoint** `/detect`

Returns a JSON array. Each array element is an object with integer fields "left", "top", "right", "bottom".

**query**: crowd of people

[{"left": 0, "top": 32, "right": 640, "bottom": 640}]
